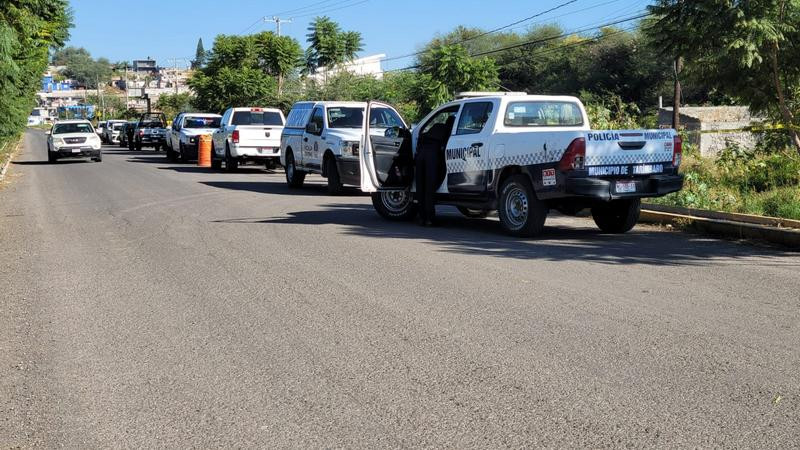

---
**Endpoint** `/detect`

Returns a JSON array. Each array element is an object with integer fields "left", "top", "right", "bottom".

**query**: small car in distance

[
  {"left": 103, "top": 120, "right": 127, "bottom": 144},
  {"left": 46, "top": 119, "right": 102, "bottom": 163}
]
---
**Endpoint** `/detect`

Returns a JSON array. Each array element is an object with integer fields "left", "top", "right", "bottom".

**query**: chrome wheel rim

[
  {"left": 381, "top": 190, "right": 412, "bottom": 214},
  {"left": 504, "top": 185, "right": 528, "bottom": 229}
]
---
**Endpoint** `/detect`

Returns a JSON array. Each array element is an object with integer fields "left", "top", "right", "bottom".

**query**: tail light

[
  {"left": 672, "top": 135, "right": 683, "bottom": 168},
  {"left": 232, "top": 130, "right": 240, "bottom": 144},
  {"left": 138, "top": 130, "right": 144, "bottom": 136},
  {"left": 559, "top": 138, "right": 586, "bottom": 172}
]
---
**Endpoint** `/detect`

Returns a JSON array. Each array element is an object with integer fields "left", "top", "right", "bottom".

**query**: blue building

[{"left": 41, "top": 75, "right": 72, "bottom": 92}]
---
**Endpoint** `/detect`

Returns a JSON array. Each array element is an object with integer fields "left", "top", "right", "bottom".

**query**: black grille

[{"left": 64, "top": 137, "right": 86, "bottom": 144}]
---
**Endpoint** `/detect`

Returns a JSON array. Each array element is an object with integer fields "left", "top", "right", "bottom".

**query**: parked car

[
  {"left": 358, "top": 92, "right": 684, "bottom": 236},
  {"left": 46, "top": 119, "right": 102, "bottom": 163},
  {"left": 103, "top": 120, "right": 126, "bottom": 144},
  {"left": 95, "top": 122, "right": 105, "bottom": 139},
  {"left": 133, "top": 113, "right": 168, "bottom": 151},
  {"left": 280, "top": 101, "right": 404, "bottom": 194},
  {"left": 211, "top": 107, "right": 285, "bottom": 171},
  {"left": 166, "top": 112, "right": 222, "bottom": 162}
]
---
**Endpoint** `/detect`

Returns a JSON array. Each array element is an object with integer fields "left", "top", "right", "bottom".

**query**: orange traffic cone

[{"left": 197, "top": 135, "right": 212, "bottom": 168}]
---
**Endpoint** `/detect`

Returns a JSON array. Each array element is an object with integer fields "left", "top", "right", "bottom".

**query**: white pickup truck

[
  {"left": 280, "top": 101, "right": 405, "bottom": 194},
  {"left": 166, "top": 112, "right": 222, "bottom": 162},
  {"left": 359, "top": 93, "right": 684, "bottom": 236},
  {"left": 211, "top": 107, "right": 285, "bottom": 171}
]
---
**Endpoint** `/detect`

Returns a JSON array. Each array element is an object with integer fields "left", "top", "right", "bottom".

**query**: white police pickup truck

[
  {"left": 166, "top": 112, "right": 222, "bottom": 162},
  {"left": 359, "top": 93, "right": 684, "bottom": 236},
  {"left": 211, "top": 107, "right": 285, "bottom": 171},
  {"left": 280, "top": 101, "right": 406, "bottom": 194}
]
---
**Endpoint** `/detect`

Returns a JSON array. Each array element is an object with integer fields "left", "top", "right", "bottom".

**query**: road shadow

[
  {"left": 201, "top": 180, "right": 368, "bottom": 197},
  {"left": 212, "top": 203, "right": 799, "bottom": 266},
  {"left": 13, "top": 160, "right": 87, "bottom": 166},
  {"left": 160, "top": 166, "right": 267, "bottom": 174}
]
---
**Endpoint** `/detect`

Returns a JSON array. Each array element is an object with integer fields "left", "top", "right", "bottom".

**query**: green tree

[
  {"left": 190, "top": 67, "right": 277, "bottom": 113},
  {"left": 52, "top": 46, "right": 112, "bottom": 88},
  {"left": 646, "top": 0, "right": 800, "bottom": 152},
  {"left": 192, "top": 38, "right": 206, "bottom": 69},
  {"left": 156, "top": 92, "right": 194, "bottom": 119},
  {"left": 0, "top": 0, "right": 72, "bottom": 142},
  {"left": 253, "top": 32, "right": 303, "bottom": 94},
  {"left": 416, "top": 44, "right": 499, "bottom": 112},
  {"left": 305, "top": 16, "right": 363, "bottom": 79}
]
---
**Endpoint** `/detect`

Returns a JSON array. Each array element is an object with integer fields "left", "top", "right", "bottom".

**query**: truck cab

[
  {"left": 280, "top": 101, "right": 405, "bottom": 194},
  {"left": 211, "top": 107, "right": 285, "bottom": 171},
  {"left": 359, "top": 93, "right": 684, "bottom": 236}
]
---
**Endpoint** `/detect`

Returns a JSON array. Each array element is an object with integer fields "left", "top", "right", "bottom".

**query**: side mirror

[
  {"left": 306, "top": 122, "right": 320, "bottom": 134},
  {"left": 384, "top": 126, "right": 401, "bottom": 138}
]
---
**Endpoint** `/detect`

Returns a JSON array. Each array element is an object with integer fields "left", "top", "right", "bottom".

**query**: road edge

[
  {"left": 640, "top": 209, "right": 800, "bottom": 250},
  {"left": 0, "top": 134, "right": 23, "bottom": 182}
]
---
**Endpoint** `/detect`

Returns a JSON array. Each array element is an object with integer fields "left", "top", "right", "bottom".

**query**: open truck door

[{"left": 361, "top": 101, "right": 418, "bottom": 220}]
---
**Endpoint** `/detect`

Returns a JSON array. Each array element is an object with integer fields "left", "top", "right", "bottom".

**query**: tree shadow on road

[
  {"left": 13, "top": 160, "right": 87, "bottom": 165},
  {"left": 211, "top": 203, "right": 799, "bottom": 266}
]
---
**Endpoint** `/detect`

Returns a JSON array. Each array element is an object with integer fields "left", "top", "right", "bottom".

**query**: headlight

[
  {"left": 189, "top": 137, "right": 197, "bottom": 144},
  {"left": 54, "top": 137, "right": 64, "bottom": 145},
  {"left": 340, "top": 140, "right": 360, "bottom": 157}
]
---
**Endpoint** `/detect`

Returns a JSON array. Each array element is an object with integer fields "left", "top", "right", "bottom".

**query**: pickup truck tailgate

[
  {"left": 584, "top": 130, "right": 675, "bottom": 175},
  {"left": 237, "top": 125, "right": 283, "bottom": 148}
]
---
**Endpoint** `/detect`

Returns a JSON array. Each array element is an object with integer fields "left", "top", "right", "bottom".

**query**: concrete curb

[
  {"left": 640, "top": 209, "right": 800, "bottom": 250},
  {"left": 643, "top": 203, "right": 800, "bottom": 230},
  {"left": 0, "top": 139, "right": 17, "bottom": 182}
]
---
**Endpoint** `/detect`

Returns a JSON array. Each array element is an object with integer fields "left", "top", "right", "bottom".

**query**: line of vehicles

[{"left": 55, "top": 92, "right": 684, "bottom": 237}]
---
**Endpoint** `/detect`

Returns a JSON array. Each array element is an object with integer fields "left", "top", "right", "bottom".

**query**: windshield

[
  {"left": 231, "top": 111, "right": 283, "bottom": 126},
  {"left": 327, "top": 107, "right": 403, "bottom": 129},
  {"left": 184, "top": 116, "right": 221, "bottom": 128},
  {"left": 53, "top": 123, "right": 93, "bottom": 134},
  {"left": 141, "top": 121, "right": 164, "bottom": 128},
  {"left": 112, "top": 123, "right": 124, "bottom": 130}
]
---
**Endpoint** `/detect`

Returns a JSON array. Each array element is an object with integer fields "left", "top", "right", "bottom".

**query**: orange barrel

[{"left": 197, "top": 135, "right": 212, "bottom": 167}]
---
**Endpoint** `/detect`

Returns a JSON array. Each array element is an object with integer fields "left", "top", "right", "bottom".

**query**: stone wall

[{"left": 658, "top": 106, "right": 757, "bottom": 157}]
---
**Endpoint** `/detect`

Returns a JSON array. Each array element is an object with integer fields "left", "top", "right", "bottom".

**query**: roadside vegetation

[{"left": 0, "top": 1, "right": 71, "bottom": 149}]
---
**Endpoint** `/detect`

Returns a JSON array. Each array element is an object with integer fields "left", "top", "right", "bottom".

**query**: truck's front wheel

[
  {"left": 325, "top": 155, "right": 343, "bottom": 195},
  {"left": 591, "top": 199, "right": 640, "bottom": 233},
  {"left": 498, "top": 174, "right": 548, "bottom": 237},
  {"left": 371, "top": 190, "right": 417, "bottom": 221}
]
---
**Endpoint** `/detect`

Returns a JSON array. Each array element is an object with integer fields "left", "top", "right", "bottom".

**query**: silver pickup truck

[{"left": 133, "top": 113, "right": 168, "bottom": 151}]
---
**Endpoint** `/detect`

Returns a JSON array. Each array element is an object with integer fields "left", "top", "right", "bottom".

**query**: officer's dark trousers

[{"left": 415, "top": 147, "right": 440, "bottom": 223}]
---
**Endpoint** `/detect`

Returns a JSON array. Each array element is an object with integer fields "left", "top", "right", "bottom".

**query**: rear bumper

[
  {"left": 232, "top": 145, "right": 281, "bottom": 160},
  {"left": 566, "top": 174, "right": 684, "bottom": 201},
  {"left": 139, "top": 136, "right": 165, "bottom": 145}
]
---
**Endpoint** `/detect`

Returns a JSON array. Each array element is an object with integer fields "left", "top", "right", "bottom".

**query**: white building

[{"left": 309, "top": 54, "right": 385, "bottom": 83}]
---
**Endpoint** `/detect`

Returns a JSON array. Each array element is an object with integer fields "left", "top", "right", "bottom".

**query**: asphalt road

[{"left": 1, "top": 130, "right": 798, "bottom": 448}]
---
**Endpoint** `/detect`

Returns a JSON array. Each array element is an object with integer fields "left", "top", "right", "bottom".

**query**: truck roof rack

[{"left": 455, "top": 91, "right": 528, "bottom": 99}]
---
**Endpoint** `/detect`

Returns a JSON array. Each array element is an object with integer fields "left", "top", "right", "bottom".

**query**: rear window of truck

[
  {"left": 232, "top": 111, "right": 284, "bottom": 126},
  {"left": 504, "top": 101, "right": 584, "bottom": 127}
]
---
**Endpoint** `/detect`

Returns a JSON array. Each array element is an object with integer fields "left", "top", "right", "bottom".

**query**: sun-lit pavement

[{"left": 1, "top": 129, "right": 798, "bottom": 448}]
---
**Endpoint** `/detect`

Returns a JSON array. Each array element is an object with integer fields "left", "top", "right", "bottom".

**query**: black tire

[
  {"left": 154, "top": 144, "right": 161, "bottom": 152},
  {"left": 498, "top": 174, "right": 548, "bottom": 237},
  {"left": 135, "top": 141, "right": 142, "bottom": 151},
  {"left": 47, "top": 148, "right": 56, "bottom": 163},
  {"left": 93, "top": 155, "right": 102, "bottom": 162},
  {"left": 591, "top": 198, "right": 641, "bottom": 234},
  {"left": 265, "top": 159, "right": 277, "bottom": 171},
  {"left": 457, "top": 207, "right": 489, "bottom": 218},
  {"left": 179, "top": 143, "right": 189, "bottom": 163},
  {"left": 285, "top": 151, "right": 306, "bottom": 188},
  {"left": 210, "top": 145, "right": 222, "bottom": 170},
  {"left": 224, "top": 145, "right": 238, "bottom": 172},
  {"left": 371, "top": 190, "right": 418, "bottom": 221},
  {"left": 324, "top": 154, "right": 343, "bottom": 195}
]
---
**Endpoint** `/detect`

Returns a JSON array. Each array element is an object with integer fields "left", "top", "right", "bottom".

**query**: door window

[
  {"left": 420, "top": 106, "right": 460, "bottom": 136},
  {"left": 308, "top": 107, "right": 324, "bottom": 135},
  {"left": 369, "top": 107, "right": 403, "bottom": 128},
  {"left": 456, "top": 102, "right": 493, "bottom": 135}
]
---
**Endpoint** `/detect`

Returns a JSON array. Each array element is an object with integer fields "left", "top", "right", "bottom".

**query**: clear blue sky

[{"left": 66, "top": 0, "right": 651, "bottom": 70}]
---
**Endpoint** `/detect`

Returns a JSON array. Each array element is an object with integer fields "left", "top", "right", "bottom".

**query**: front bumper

[
  {"left": 52, "top": 147, "right": 101, "bottom": 158},
  {"left": 566, "top": 174, "right": 684, "bottom": 201},
  {"left": 335, "top": 157, "right": 361, "bottom": 186}
]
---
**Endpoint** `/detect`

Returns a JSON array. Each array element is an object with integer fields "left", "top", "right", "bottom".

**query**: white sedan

[{"left": 47, "top": 120, "right": 103, "bottom": 163}]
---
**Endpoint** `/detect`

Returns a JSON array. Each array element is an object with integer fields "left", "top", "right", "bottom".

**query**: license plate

[
  {"left": 616, "top": 181, "right": 636, "bottom": 193},
  {"left": 72, "top": 149, "right": 81, "bottom": 153}
]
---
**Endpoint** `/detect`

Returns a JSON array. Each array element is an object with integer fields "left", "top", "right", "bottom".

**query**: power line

[
  {"left": 291, "top": 0, "right": 371, "bottom": 19},
  {"left": 381, "top": 0, "right": 580, "bottom": 64},
  {"left": 240, "top": 0, "right": 369, "bottom": 34},
  {"left": 385, "top": 13, "right": 650, "bottom": 73}
]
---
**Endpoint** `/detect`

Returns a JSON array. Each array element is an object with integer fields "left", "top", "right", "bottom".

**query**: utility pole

[
  {"left": 124, "top": 63, "right": 129, "bottom": 110},
  {"left": 264, "top": 16, "right": 292, "bottom": 36}
]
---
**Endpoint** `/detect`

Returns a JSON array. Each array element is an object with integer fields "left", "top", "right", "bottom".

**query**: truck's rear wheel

[
  {"left": 225, "top": 145, "right": 238, "bottom": 172},
  {"left": 591, "top": 199, "right": 640, "bottom": 233},
  {"left": 498, "top": 174, "right": 548, "bottom": 237},
  {"left": 285, "top": 151, "right": 305, "bottom": 188},
  {"left": 325, "top": 155, "right": 343, "bottom": 195},
  {"left": 371, "top": 190, "right": 417, "bottom": 221},
  {"left": 210, "top": 145, "right": 222, "bottom": 170}
]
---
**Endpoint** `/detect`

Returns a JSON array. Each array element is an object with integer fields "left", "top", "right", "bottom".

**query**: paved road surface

[{"left": 2, "top": 130, "right": 798, "bottom": 448}]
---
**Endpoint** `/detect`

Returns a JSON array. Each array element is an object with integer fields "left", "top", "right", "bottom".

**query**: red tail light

[
  {"left": 672, "top": 135, "right": 683, "bottom": 167},
  {"left": 559, "top": 138, "right": 586, "bottom": 172},
  {"left": 232, "top": 130, "right": 239, "bottom": 144},
  {"left": 138, "top": 130, "right": 144, "bottom": 136}
]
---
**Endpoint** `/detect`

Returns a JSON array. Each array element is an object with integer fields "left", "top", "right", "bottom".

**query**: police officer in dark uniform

[
  {"left": 126, "top": 123, "right": 136, "bottom": 151},
  {"left": 415, "top": 116, "right": 455, "bottom": 226}
]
